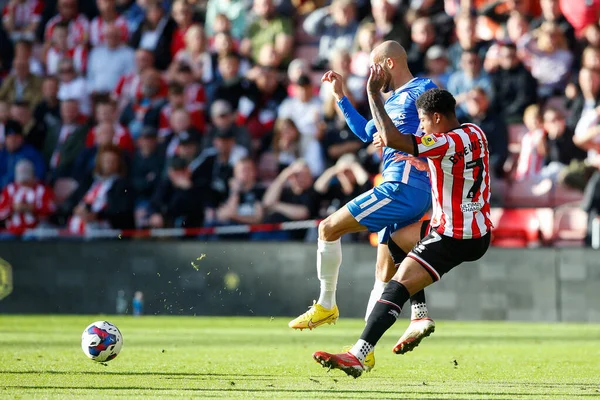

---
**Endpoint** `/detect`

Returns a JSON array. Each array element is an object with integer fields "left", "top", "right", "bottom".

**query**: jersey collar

[{"left": 393, "top": 77, "right": 417, "bottom": 95}]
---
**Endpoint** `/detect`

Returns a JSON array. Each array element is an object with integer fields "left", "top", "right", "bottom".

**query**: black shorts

[{"left": 407, "top": 221, "right": 491, "bottom": 282}]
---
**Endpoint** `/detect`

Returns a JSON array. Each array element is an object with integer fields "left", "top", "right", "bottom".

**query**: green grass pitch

[{"left": 1, "top": 316, "right": 600, "bottom": 399}]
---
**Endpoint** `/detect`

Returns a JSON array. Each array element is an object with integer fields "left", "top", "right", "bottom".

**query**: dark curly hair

[{"left": 415, "top": 88, "right": 456, "bottom": 117}]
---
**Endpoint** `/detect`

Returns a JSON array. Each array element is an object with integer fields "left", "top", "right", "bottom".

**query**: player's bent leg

[
  {"left": 389, "top": 223, "right": 436, "bottom": 354},
  {"left": 314, "top": 259, "right": 432, "bottom": 378},
  {"left": 289, "top": 207, "right": 366, "bottom": 331}
]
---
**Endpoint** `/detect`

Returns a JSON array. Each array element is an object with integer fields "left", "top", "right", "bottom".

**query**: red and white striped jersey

[
  {"left": 2, "top": 0, "right": 43, "bottom": 28},
  {"left": 89, "top": 15, "right": 129, "bottom": 47},
  {"left": 415, "top": 123, "right": 493, "bottom": 240},
  {"left": 184, "top": 83, "right": 206, "bottom": 111},
  {"left": 45, "top": 14, "right": 90, "bottom": 47},
  {"left": 46, "top": 45, "right": 88, "bottom": 75},
  {"left": 514, "top": 129, "right": 545, "bottom": 181},
  {"left": 85, "top": 123, "right": 135, "bottom": 153},
  {"left": 0, "top": 182, "right": 55, "bottom": 235}
]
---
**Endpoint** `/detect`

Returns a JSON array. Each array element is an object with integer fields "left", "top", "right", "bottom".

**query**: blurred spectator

[
  {"left": 116, "top": 0, "right": 145, "bottom": 35},
  {"left": 158, "top": 82, "right": 205, "bottom": 139},
  {"left": 259, "top": 118, "right": 319, "bottom": 173},
  {"left": 205, "top": 100, "right": 251, "bottom": 153},
  {"left": 0, "top": 159, "right": 55, "bottom": 235},
  {"left": 32, "top": 78, "right": 61, "bottom": 143},
  {"left": 113, "top": 48, "right": 159, "bottom": 111},
  {"left": 87, "top": 22, "right": 135, "bottom": 94},
  {"left": 351, "top": 22, "right": 379, "bottom": 78},
  {"left": 405, "top": 0, "right": 453, "bottom": 47},
  {"left": 422, "top": 45, "right": 451, "bottom": 89},
  {"left": 130, "top": 0, "right": 177, "bottom": 71},
  {"left": 321, "top": 47, "right": 366, "bottom": 109},
  {"left": 10, "top": 100, "right": 41, "bottom": 149},
  {"left": 447, "top": 49, "right": 493, "bottom": 119},
  {"left": 193, "top": 128, "right": 248, "bottom": 208},
  {"left": 169, "top": 24, "right": 213, "bottom": 84},
  {"left": 148, "top": 154, "right": 206, "bottom": 228},
  {"left": 278, "top": 74, "right": 324, "bottom": 175},
  {"left": 44, "top": 0, "right": 90, "bottom": 48},
  {"left": 170, "top": 0, "right": 196, "bottom": 58},
  {"left": 0, "top": 56, "right": 42, "bottom": 109},
  {"left": 519, "top": 22, "right": 573, "bottom": 99},
  {"left": 261, "top": 160, "right": 318, "bottom": 240},
  {"left": 120, "top": 68, "right": 167, "bottom": 137},
  {"left": 572, "top": 69, "right": 600, "bottom": 155},
  {"left": 505, "top": 11, "right": 530, "bottom": 48},
  {"left": 67, "top": 145, "right": 134, "bottom": 233},
  {"left": 462, "top": 87, "right": 508, "bottom": 179},
  {"left": 360, "top": 0, "right": 410, "bottom": 50},
  {"left": 541, "top": 107, "right": 587, "bottom": 183},
  {"left": 131, "top": 126, "right": 164, "bottom": 227},
  {"left": 13, "top": 39, "right": 43, "bottom": 76},
  {"left": 2, "top": 0, "right": 44, "bottom": 42},
  {"left": 238, "top": 65, "right": 287, "bottom": 150},
  {"left": 0, "top": 120, "right": 45, "bottom": 189},
  {"left": 514, "top": 104, "right": 546, "bottom": 182},
  {"left": 303, "top": 0, "right": 359, "bottom": 69},
  {"left": 530, "top": 0, "right": 575, "bottom": 49},
  {"left": 72, "top": 121, "right": 115, "bottom": 184},
  {"left": 208, "top": 52, "right": 253, "bottom": 110},
  {"left": 44, "top": 21, "right": 88, "bottom": 76},
  {"left": 173, "top": 63, "right": 207, "bottom": 113},
  {"left": 205, "top": 0, "right": 247, "bottom": 39},
  {"left": 491, "top": 42, "right": 537, "bottom": 124},
  {"left": 86, "top": 97, "right": 135, "bottom": 153},
  {"left": 209, "top": 31, "right": 251, "bottom": 76},
  {"left": 314, "top": 154, "right": 369, "bottom": 217},
  {"left": 240, "top": 0, "right": 294, "bottom": 64},
  {"left": 90, "top": 0, "right": 129, "bottom": 48},
  {"left": 43, "top": 98, "right": 88, "bottom": 182},
  {"left": 213, "top": 157, "right": 265, "bottom": 229},
  {"left": 57, "top": 57, "right": 91, "bottom": 115},
  {"left": 582, "top": 23, "right": 600, "bottom": 50},
  {"left": 407, "top": 17, "right": 437, "bottom": 75},
  {"left": 448, "top": 13, "right": 489, "bottom": 71},
  {"left": 161, "top": 109, "right": 202, "bottom": 159}
]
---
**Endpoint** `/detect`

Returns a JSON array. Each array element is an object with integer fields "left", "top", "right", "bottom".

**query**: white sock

[
  {"left": 349, "top": 339, "right": 373, "bottom": 365},
  {"left": 364, "top": 279, "right": 387, "bottom": 322},
  {"left": 411, "top": 302, "right": 429, "bottom": 320},
  {"left": 316, "top": 239, "right": 342, "bottom": 310}
]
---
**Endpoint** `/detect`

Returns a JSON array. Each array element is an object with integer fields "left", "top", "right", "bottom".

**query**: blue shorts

[{"left": 346, "top": 182, "right": 432, "bottom": 244}]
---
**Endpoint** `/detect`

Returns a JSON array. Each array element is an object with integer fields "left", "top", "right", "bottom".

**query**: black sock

[
  {"left": 410, "top": 289, "right": 426, "bottom": 305},
  {"left": 360, "top": 280, "right": 410, "bottom": 346},
  {"left": 389, "top": 240, "right": 426, "bottom": 310}
]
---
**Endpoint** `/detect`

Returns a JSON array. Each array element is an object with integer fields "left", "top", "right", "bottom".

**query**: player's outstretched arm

[
  {"left": 366, "top": 65, "right": 417, "bottom": 155},
  {"left": 322, "top": 70, "right": 372, "bottom": 142}
]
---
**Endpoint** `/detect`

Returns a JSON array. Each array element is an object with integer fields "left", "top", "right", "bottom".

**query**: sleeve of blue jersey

[{"left": 337, "top": 96, "right": 372, "bottom": 142}]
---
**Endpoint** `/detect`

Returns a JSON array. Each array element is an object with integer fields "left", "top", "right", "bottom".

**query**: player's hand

[
  {"left": 321, "top": 70, "right": 345, "bottom": 101},
  {"left": 373, "top": 132, "right": 385, "bottom": 148},
  {"left": 367, "top": 64, "right": 386, "bottom": 95}
]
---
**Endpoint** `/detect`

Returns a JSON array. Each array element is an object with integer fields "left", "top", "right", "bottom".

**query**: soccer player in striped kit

[
  {"left": 288, "top": 41, "right": 439, "bottom": 371},
  {"left": 312, "top": 85, "right": 492, "bottom": 377}
]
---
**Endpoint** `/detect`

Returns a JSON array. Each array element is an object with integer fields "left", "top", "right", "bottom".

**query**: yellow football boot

[{"left": 288, "top": 301, "right": 339, "bottom": 330}]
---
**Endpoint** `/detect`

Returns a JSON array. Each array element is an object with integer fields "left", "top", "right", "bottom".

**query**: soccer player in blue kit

[{"left": 289, "top": 41, "right": 437, "bottom": 369}]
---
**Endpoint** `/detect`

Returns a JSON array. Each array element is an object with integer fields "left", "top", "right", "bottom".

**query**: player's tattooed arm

[{"left": 366, "top": 65, "right": 417, "bottom": 155}]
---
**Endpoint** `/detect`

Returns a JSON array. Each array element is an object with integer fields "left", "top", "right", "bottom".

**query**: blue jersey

[
  {"left": 337, "top": 77, "right": 436, "bottom": 194},
  {"left": 365, "top": 77, "right": 437, "bottom": 192}
]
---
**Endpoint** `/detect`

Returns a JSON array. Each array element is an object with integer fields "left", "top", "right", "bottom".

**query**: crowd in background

[{"left": 1, "top": 0, "right": 600, "bottom": 241}]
